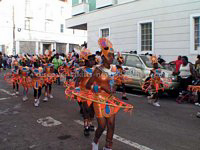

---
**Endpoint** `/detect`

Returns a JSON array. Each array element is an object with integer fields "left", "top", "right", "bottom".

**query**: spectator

[
  {"left": 158, "top": 55, "right": 166, "bottom": 66},
  {"left": 0, "top": 52, "right": 3, "bottom": 71},
  {"left": 52, "top": 53, "right": 63, "bottom": 85},
  {"left": 195, "top": 55, "right": 200, "bottom": 74},
  {"left": 72, "top": 49, "right": 79, "bottom": 58},
  {"left": 194, "top": 55, "right": 200, "bottom": 106},
  {"left": 7, "top": 56, "right": 12, "bottom": 69},
  {"left": 95, "top": 51, "right": 102, "bottom": 64},
  {"left": 3, "top": 54, "right": 8, "bottom": 70},
  {"left": 52, "top": 49, "right": 56, "bottom": 56},
  {"left": 171, "top": 56, "right": 183, "bottom": 74},
  {"left": 178, "top": 56, "right": 194, "bottom": 94}
]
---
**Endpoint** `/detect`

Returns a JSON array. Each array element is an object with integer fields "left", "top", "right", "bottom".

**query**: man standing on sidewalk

[
  {"left": 0, "top": 52, "right": 3, "bottom": 71},
  {"left": 52, "top": 53, "right": 63, "bottom": 85}
]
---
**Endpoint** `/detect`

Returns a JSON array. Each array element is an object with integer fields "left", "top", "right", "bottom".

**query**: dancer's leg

[
  {"left": 13, "top": 83, "right": 15, "bottom": 91},
  {"left": 34, "top": 88, "right": 37, "bottom": 99},
  {"left": 105, "top": 115, "right": 115, "bottom": 149},
  {"left": 122, "top": 83, "right": 128, "bottom": 100},
  {"left": 38, "top": 87, "right": 42, "bottom": 99},
  {"left": 94, "top": 117, "right": 106, "bottom": 144},
  {"left": 16, "top": 83, "right": 19, "bottom": 91},
  {"left": 48, "top": 84, "right": 53, "bottom": 98},
  {"left": 82, "top": 102, "right": 90, "bottom": 136}
]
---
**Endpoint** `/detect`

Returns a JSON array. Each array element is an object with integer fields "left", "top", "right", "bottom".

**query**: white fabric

[
  {"left": 92, "top": 142, "right": 99, "bottom": 150},
  {"left": 102, "top": 66, "right": 116, "bottom": 76},
  {"left": 179, "top": 64, "right": 191, "bottom": 78}
]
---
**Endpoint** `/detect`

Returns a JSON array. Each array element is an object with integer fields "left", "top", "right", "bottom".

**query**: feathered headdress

[
  {"left": 13, "top": 60, "right": 18, "bottom": 66},
  {"left": 117, "top": 52, "right": 124, "bottom": 64},
  {"left": 98, "top": 38, "right": 114, "bottom": 59},
  {"left": 32, "top": 56, "right": 37, "bottom": 62},
  {"left": 150, "top": 55, "right": 158, "bottom": 64},
  {"left": 80, "top": 48, "right": 92, "bottom": 60}
]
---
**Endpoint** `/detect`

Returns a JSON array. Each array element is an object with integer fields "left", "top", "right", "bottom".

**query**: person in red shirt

[{"left": 171, "top": 56, "right": 183, "bottom": 74}]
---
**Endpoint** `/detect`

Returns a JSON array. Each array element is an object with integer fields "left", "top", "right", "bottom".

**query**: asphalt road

[{"left": 0, "top": 71, "right": 200, "bottom": 150}]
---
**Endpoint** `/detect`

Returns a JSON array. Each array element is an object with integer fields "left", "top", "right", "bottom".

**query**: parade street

[{"left": 0, "top": 74, "right": 199, "bottom": 150}]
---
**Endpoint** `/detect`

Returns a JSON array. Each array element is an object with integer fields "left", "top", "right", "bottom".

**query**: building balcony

[
  {"left": 117, "top": 0, "right": 138, "bottom": 5},
  {"left": 72, "top": 2, "right": 89, "bottom": 16},
  {"left": 96, "top": 0, "right": 117, "bottom": 9}
]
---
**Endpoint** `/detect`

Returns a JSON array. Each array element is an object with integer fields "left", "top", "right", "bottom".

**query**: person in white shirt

[{"left": 178, "top": 56, "right": 194, "bottom": 93}]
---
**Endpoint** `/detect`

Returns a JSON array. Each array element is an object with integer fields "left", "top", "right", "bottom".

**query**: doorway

[{"left": 43, "top": 44, "right": 51, "bottom": 54}]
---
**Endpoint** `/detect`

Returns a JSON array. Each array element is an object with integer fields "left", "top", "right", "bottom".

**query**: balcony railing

[
  {"left": 96, "top": 0, "right": 117, "bottom": 9},
  {"left": 72, "top": 2, "right": 89, "bottom": 16}
]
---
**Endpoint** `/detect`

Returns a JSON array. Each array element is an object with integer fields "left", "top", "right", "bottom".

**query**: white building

[
  {"left": 0, "top": 0, "right": 87, "bottom": 55},
  {"left": 66, "top": 0, "right": 200, "bottom": 63}
]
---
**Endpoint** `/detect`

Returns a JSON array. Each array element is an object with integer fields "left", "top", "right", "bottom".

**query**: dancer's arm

[
  {"left": 86, "top": 67, "right": 111, "bottom": 94},
  {"left": 75, "top": 69, "right": 84, "bottom": 87}
]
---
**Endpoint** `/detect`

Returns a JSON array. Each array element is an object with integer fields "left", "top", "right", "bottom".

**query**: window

[
  {"left": 45, "top": 21, "right": 50, "bottom": 32},
  {"left": 141, "top": 23, "right": 152, "bottom": 51},
  {"left": 190, "top": 14, "right": 200, "bottom": 53},
  {"left": 25, "top": 20, "right": 30, "bottom": 30},
  {"left": 100, "top": 28, "right": 110, "bottom": 38},
  {"left": 126, "top": 55, "right": 142, "bottom": 68},
  {"left": 194, "top": 17, "right": 200, "bottom": 50},
  {"left": 61, "top": 7, "right": 64, "bottom": 16},
  {"left": 137, "top": 20, "right": 154, "bottom": 53},
  {"left": 79, "top": 0, "right": 88, "bottom": 3},
  {"left": 60, "top": 24, "right": 64, "bottom": 33}
]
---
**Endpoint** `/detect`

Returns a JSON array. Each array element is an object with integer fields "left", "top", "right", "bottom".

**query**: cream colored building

[
  {"left": 66, "top": 0, "right": 200, "bottom": 62},
  {"left": 0, "top": 0, "right": 87, "bottom": 55}
]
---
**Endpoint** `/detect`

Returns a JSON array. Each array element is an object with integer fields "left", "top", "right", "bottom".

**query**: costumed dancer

[
  {"left": 75, "top": 48, "right": 96, "bottom": 136},
  {"left": 31, "top": 56, "right": 44, "bottom": 107},
  {"left": 12, "top": 59, "right": 20, "bottom": 95},
  {"left": 116, "top": 52, "right": 128, "bottom": 100},
  {"left": 143, "top": 56, "right": 164, "bottom": 107},
  {"left": 86, "top": 38, "right": 133, "bottom": 150},
  {"left": 19, "top": 56, "right": 31, "bottom": 101},
  {"left": 64, "top": 38, "right": 133, "bottom": 150},
  {"left": 42, "top": 52, "right": 57, "bottom": 101},
  {"left": 65, "top": 53, "right": 73, "bottom": 84}
]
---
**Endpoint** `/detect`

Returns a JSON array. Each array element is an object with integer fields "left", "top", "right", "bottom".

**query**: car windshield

[{"left": 140, "top": 55, "right": 164, "bottom": 69}]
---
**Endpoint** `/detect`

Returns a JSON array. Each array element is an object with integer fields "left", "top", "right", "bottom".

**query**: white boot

[
  {"left": 23, "top": 96, "right": 28, "bottom": 102},
  {"left": 103, "top": 147, "right": 112, "bottom": 150},
  {"left": 49, "top": 94, "right": 53, "bottom": 99},
  {"left": 34, "top": 99, "right": 40, "bottom": 107},
  {"left": 43, "top": 97, "right": 48, "bottom": 102},
  {"left": 92, "top": 142, "right": 99, "bottom": 150}
]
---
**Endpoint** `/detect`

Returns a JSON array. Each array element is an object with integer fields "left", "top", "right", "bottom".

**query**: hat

[
  {"left": 150, "top": 55, "right": 158, "bottom": 64},
  {"left": 13, "top": 60, "right": 18, "bottom": 66},
  {"left": 80, "top": 48, "right": 92, "bottom": 60},
  {"left": 117, "top": 52, "right": 124, "bottom": 63},
  {"left": 98, "top": 38, "right": 114, "bottom": 59}
]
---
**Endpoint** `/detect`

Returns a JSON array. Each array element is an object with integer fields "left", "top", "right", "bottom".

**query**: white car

[{"left": 113, "top": 53, "right": 179, "bottom": 91}]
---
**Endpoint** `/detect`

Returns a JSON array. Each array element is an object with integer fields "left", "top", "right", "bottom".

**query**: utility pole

[{"left": 12, "top": 5, "right": 16, "bottom": 55}]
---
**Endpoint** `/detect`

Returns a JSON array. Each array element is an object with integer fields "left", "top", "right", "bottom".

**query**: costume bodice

[
  {"left": 44, "top": 63, "right": 54, "bottom": 74},
  {"left": 33, "top": 68, "right": 43, "bottom": 77},
  {"left": 79, "top": 67, "right": 93, "bottom": 88},
  {"left": 95, "top": 66, "right": 116, "bottom": 90},
  {"left": 21, "top": 67, "right": 29, "bottom": 76}
]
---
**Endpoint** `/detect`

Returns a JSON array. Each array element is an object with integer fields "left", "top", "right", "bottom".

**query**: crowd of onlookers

[{"left": 0, "top": 52, "right": 13, "bottom": 70}]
